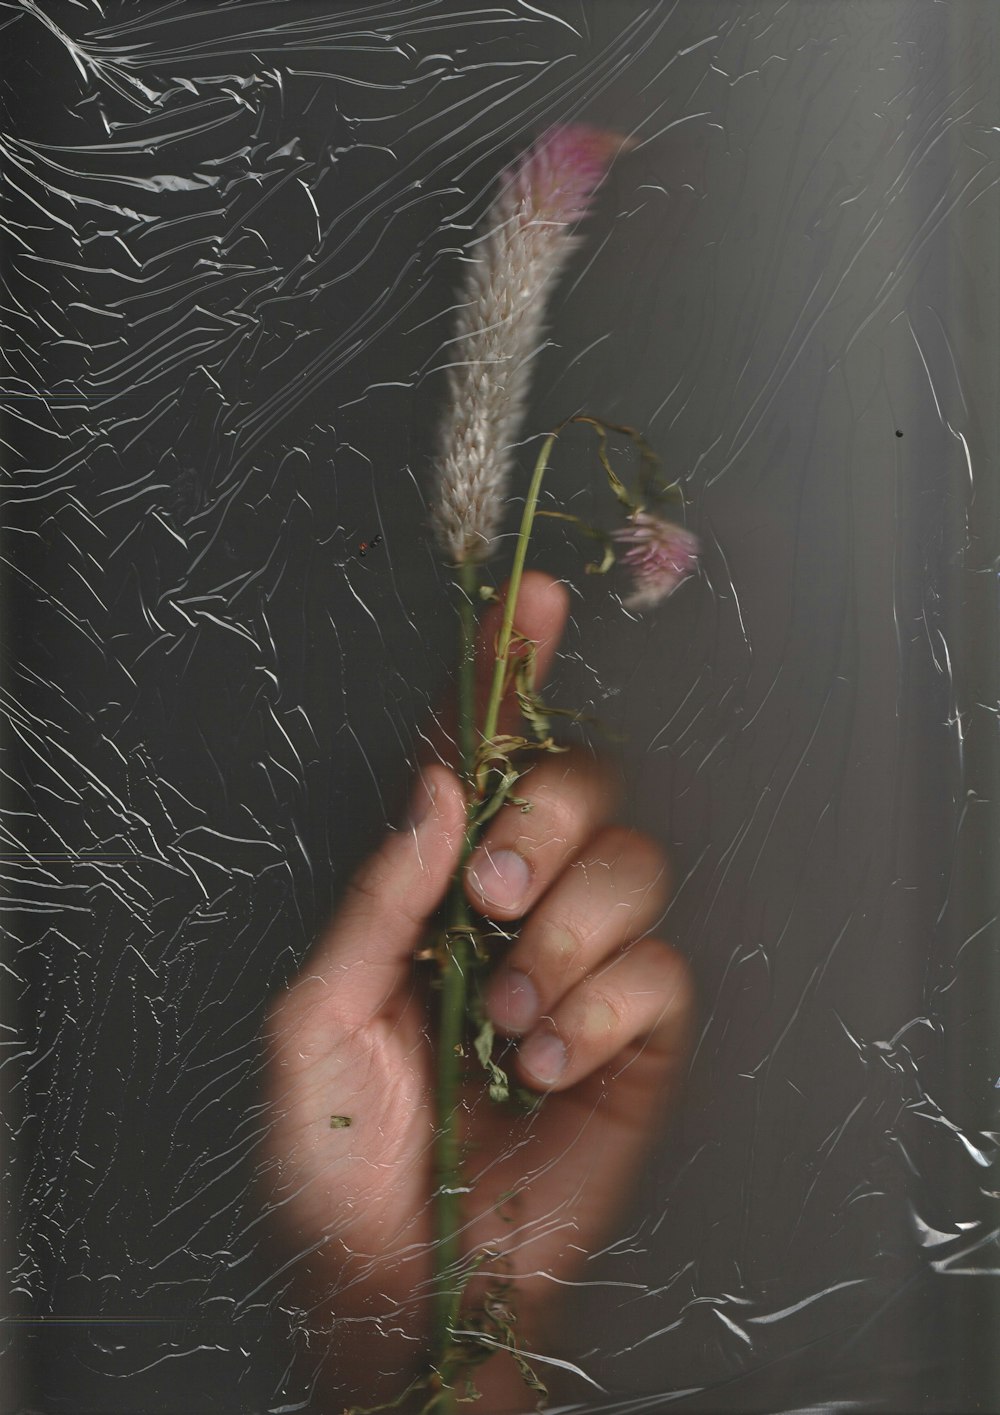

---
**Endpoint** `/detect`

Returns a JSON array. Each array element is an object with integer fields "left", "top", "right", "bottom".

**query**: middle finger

[{"left": 464, "top": 749, "right": 618, "bottom": 919}]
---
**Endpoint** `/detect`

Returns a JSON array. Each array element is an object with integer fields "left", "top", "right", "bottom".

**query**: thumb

[{"left": 297, "top": 764, "right": 467, "bottom": 1017}]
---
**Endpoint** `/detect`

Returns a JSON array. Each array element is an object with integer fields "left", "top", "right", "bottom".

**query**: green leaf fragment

[
  {"left": 474, "top": 1019, "right": 494, "bottom": 1068},
  {"left": 329, "top": 1114, "right": 352, "bottom": 1129},
  {"left": 473, "top": 1018, "right": 510, "bottom": 1104}
]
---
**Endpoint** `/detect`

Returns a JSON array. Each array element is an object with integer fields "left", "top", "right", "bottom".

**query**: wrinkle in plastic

[{"left": 2, "top": 2, "right": 998, "bottom": 1412}]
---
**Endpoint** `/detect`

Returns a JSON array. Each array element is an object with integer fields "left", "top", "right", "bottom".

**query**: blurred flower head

[
  {"left": 432, "top": 124, "right": 628, "bottom": 564},
  {"left": 612, "top": 512, "right": 699, "bottom": 610}
]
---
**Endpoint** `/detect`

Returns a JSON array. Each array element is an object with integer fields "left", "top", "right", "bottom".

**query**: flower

[
  {"left": 431, "top": 124, "right": 628, "bottom": 564},
  {"left": 612, "top": 512, "right": 699, "bottom": 609}
]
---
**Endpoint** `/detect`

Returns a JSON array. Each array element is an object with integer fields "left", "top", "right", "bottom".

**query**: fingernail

[
  {"left": 487, "top": 968, "right": 539, "bottom": 1035},
  {"left": 468, "top": 849, "right": 531, "bottom": 912},
  {"left": 406, "top": 777, "right": 437, "bottom": 830},
  {"left": 519, "top": 1028, "right": 567, "bottom": 1087}
]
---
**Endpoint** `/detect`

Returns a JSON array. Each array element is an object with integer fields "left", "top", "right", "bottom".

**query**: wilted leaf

[{"left": 473, "top": 1018, "right": 511, "bottom": 1104}]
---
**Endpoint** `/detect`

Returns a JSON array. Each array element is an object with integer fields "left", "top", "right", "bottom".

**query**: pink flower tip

[
  {"left": 504, "top": 123, "right": 632, "bottom": 228},
  {"left": 611, "top": 512, "right": 699, "bottom": 610}
]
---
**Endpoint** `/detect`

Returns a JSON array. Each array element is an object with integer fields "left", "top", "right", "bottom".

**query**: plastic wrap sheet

[{"left": 3, "top": 2, "right": 999, "bottom": 1412}]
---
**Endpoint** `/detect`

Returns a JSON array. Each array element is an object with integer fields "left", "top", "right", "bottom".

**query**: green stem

[
  {"left": 457, "top": 559, "right": 478, "bottom": 784},
  {"left": 481, "top": 434, "right": 557, "bottom": 747},
  {"left": 431, "top": 433, "right": 557, "bottom": 1408},
  {"left": 432, "top": 559, "right": 478, "bottom": 1409}
]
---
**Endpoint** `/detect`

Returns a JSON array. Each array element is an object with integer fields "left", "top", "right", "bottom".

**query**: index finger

[
  {"left": 477, "top": 569, "right": 571, "bottom": 738},
  {"left": 424, "top": 570, "right": 571, "bottom": 769}
]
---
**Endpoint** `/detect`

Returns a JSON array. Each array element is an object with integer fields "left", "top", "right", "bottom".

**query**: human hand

[{"left": 262, "top": 573, "right": 694, "bottom": 1409}]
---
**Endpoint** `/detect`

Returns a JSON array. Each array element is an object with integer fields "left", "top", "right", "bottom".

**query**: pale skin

[{"left": 263, "top": 573, "right": 695, "bottom": 1410}]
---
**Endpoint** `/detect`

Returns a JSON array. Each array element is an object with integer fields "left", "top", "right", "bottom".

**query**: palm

[{"left": 267, "top": 954, "right": 678, "bottom": 1321}]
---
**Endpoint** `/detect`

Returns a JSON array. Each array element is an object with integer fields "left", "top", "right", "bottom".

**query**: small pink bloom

[{"left": 612, "top": 512, "right": 699, "bottom": 610}]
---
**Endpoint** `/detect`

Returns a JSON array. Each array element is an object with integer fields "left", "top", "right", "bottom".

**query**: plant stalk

[
  {"left": 431, "top": 558, "right": 478, "bottom": 1409},
  {"left": 431, "top": 434, "right": 557, "bottom": 1407},
  {"left": 481, "top": 435, "right": 557, "bottom": 747}
]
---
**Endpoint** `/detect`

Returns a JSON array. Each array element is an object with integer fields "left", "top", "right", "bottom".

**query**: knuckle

[
  {"left": 579, "top": 989, "right": 623, "bottom": 1040},
  {"left": 582, "top": 821, "right": 667, "bottom": 871},
  {"left": 633, "top": 830, "right": 672, "bottom": 881},
  {"left": 666, "top": 950, "right": 697, "bottom": 1019},
  {"left": 612, "top": 826, "right": 671, "bottom": 884},
  {"left": 521, "top": 749, "right": 616, "bottom": 823},
  {"left": 525, "top": 784, "right": 578, "bottom": 852},
  {"left": 640, "top": 939, "right": 696, "bottom": 1021},
  {"left": 540, "top": 915, "right": 590, "bottom": 976},
  {"left": 572, "top": 750, "right": 620, "bottom": 813},
  {"left": 596, "top": 827, "right": 672, "bottom": 914},
  {"left": 569, "top": 830, "right": 671, "bottom": 917}
]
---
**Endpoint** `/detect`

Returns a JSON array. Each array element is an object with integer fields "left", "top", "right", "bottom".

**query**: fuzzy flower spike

[{"left": 432, "top": 124, "right": 628, "bottom": 564}]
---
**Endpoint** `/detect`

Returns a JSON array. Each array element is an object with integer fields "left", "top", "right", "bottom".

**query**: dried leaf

[
  {"left": 569, "top": 415, "right": 635, "bottom": 511},
  {"left": 474, "top": 1018, "right": 495, "bottom": 1068},
  {"left": 473, "top": 1018, "right": 511, "bottom": 1104},
  {"left": 535, "top": 508, "right": 616, "bottom": 575}
]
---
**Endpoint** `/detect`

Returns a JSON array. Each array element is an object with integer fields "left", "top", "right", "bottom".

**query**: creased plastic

[{"left": 3, "top": 3, "right": 998, "bottom": 1412}]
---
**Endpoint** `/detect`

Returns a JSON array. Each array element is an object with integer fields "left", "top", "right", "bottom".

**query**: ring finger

[{"left": 483, "top": 825, "right": 671, "bottom": 1036}]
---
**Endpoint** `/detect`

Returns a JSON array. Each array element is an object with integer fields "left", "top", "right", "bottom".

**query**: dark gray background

[{"left": 2, "top": 2, "right": 998, "bottom": 1411}]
